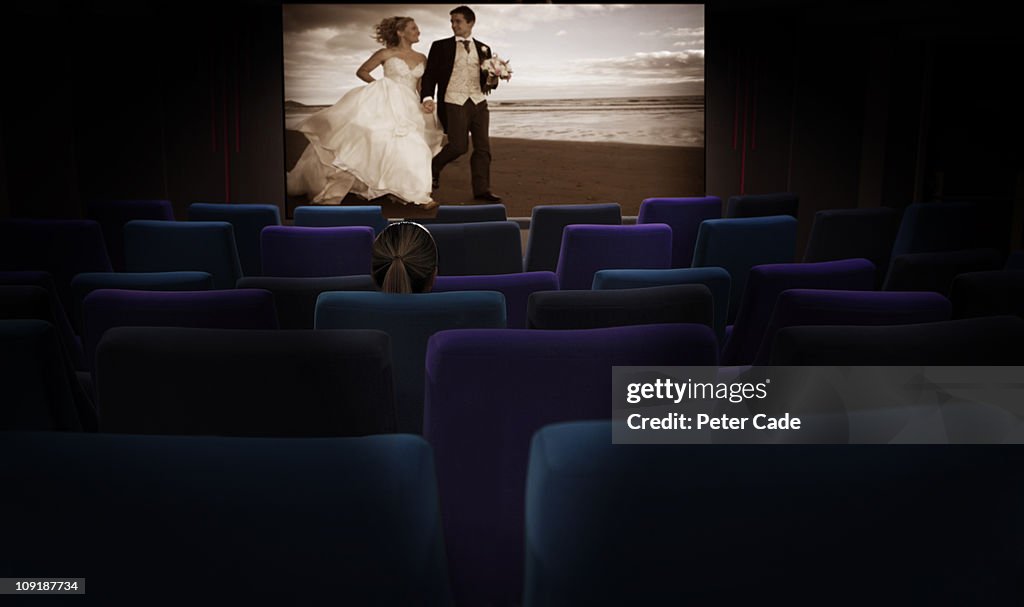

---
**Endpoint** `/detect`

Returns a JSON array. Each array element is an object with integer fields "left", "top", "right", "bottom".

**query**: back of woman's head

[{"left": 372, "top": 221, "right": 438, "bottom": 294}]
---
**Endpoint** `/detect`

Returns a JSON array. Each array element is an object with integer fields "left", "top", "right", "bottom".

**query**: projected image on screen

[{"left": 283, "top": 4, "right": 704, "bottom": 218}]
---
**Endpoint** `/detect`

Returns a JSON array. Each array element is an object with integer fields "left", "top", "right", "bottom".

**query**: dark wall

[{"left": 1, "top": 1, "right": 1021, "bottom": 252}]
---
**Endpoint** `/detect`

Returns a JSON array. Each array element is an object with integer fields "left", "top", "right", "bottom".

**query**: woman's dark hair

[
  {"left": 371, "top": 221, "right": 438, "bottom": 294},
  {"left": 450, "top": 5, "right": 476, "bottom": 23}
]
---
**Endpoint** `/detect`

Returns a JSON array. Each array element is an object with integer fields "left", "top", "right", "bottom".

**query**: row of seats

[{"left": 5, "top": 420, "right": 1022, "bottom": 604}]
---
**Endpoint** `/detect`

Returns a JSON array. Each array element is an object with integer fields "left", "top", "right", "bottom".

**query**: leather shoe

[{"left": 474, "top": 192, "right": 502, "bottom": 203}]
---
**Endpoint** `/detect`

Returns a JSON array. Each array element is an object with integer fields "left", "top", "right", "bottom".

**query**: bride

[{"left": 287, "top": 17, "right": 443, "bottom": 209}]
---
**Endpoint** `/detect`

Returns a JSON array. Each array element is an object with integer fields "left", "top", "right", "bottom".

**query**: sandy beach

[{"left": 285, "top": 130, "right": 704, "bottom": 220}]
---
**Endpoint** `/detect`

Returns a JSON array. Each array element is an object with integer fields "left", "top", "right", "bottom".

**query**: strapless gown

[{"left": 287, "top": 57, "right": 444, "bottom": 205}]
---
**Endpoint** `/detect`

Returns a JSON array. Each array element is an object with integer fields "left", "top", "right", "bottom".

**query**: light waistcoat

[{"left": 445, "top": 39, "right": 486, "bottom": 105}]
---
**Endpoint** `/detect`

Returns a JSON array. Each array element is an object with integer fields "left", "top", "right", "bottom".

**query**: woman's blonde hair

[
  {"left": 374, "top": 16, "right": 414, "bottom": 48},
  {"left": 372, "top": 221, "right": 438, "bottom": 294}
]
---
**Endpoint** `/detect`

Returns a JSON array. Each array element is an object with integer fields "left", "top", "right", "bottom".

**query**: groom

[{"left": 420, "top": 5, "right": 502, "bottom": 203}]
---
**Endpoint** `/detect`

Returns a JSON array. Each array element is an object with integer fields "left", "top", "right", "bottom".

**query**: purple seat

[
  {"left": 755, "top": 289, "right": 953, "bottom": 364},
  {"left": 0, "top": 219, "right": 113, "bottom": 322},
  {"left": 260, "top": 225, "right": 373, "bottom": 278},
  {"left": 423, "top": 324, "right": 718, "bottom": 607},
  {"left": 524, "top": 203, "right": 622, "bottom": 272},
  {"left": 555, "top": 224, "right": 672, "bottom": 290},
  {"left": 720, "top": 259, "right": 876, "bottom": 366},
  {"left": 82, "top": 288, "right": 279, "bottom": 373},
  {"left": 771, "top": 316, "right": 1024, "bottom": 365},
  {"left": 86, "top": 199, "right": 176, "bottom": 272},
  {"left": 432, "top": 271, "right": 559, "bottom": 329},
  {"left": 636, "top": 197, "right": 722, "bottom": 268}
]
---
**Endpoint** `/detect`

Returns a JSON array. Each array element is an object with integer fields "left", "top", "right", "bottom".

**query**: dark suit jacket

[{"left": 420, "top": 37, "right": 497, "bottom": 133}]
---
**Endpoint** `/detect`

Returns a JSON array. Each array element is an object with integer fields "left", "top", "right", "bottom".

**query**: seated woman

[{"left": 372, "top": 221, "right": 438, "bottom": 294}]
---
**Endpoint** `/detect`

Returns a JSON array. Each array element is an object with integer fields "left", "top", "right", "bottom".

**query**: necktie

[{"left": 460, "top": 40, "right": 470, "bottom": 53}]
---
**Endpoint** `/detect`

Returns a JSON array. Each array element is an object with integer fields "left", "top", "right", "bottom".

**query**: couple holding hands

[{"left": 287, "top": 5, "right": 512, "bottom": 210}]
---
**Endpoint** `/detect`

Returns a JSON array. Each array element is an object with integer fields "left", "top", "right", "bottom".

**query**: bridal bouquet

[{"left": 481, "top": 54, "right": 513, "bottom": 81}]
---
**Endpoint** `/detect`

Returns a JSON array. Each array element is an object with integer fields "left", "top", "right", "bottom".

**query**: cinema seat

[
  {"left": 720, "top": 258, "right": 876, "bottom": 366},
  {"left": 188, "top": 203, "right": 282, "bottom": 277},
  {"left": 433, "top": 271, "right": 559, "bottom": 329},
  {"left": 0, "top": 271, "right": 86, "bottom": 370},
  {"left": 593, "top": 267, "right": 731, "bottom": 342},
  {"left": 770, "top": 315, "right": 1024, "bottom": 365},
  {"left": 950, "top": 270, "right": 1024, "bottom": 319},
  {"left": 292, "top": 205, "right": 389, "bottom": 234},
  {"left": 70, "top": 271, "right": 213, "bottom": 333},
  {"left": 637, "top": 196, "right": 722, "bottom": 268},
  {"left": 725, "top": 191, "right": 799, "bottom": 219},
  {"left": 424, "top": 221, "right": 524, "bottom": 275},
  {"left": 523, "top": 420, "right": 1024, "bottom": 605},
  {"left": 692, "top": 215, "right": 798, "bottom": 323},
  {"left": 527, "top": 284, "right": 713, "bottom": 330},
  {"left": 423, "top": 323, "right": 718, "bottom": 607},
  {"left": 754, "top": 289, "right": 953, "bottom": 364},
  {"left": 124, "top": 220, "right": 243, "bottom": 290},
  {"left": 416, "top": 203, "right": 507, "bottom": 224},
  {"left": 236, "top": 275, "right": 377, "bottom": 329},
  {"left": 316, "top": 290, "right": 506, "bottom": 434},
  {"left": 882, "top": 248, "right": 1003, "bottom": 296},
  {"left": 260, "top": 225, "right": 374, "bottom": 278},
  {"left": 0, "top": 431, "right": 451, "bottom": 604},
  {"left": 85, "top": 199, "right": 176, "bottom": 271},
  {"left": 524, "top": 203, "right": 622, "bottom": 272},
  {"left": 802, "top": 207, "right": 901, "bottom": 286},
  {"left": 555, "top": 224, "right": 672, "bottom": 290},
  {"left": 96, "top": 327, "right": 395, "bottom": 436}
]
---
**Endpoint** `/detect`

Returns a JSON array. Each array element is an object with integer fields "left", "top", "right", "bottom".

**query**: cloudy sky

[{"left": 283, "top": 4, "right": 704, "bottom": 104}]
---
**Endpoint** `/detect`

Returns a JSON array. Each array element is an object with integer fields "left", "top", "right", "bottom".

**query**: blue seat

[
  {"left": 692, "top": 215, "right": 798, "bottom": 323},
  {"left": 124, "top": 220, "right": 243, "bottom": 290},
  {"left": 86, "top": 199, "right": 176, "bottom": 272},
  {"left": 524, "top": 420, "right": 1024, "bottom": 605},
  {"left": 433, "top": 271, "right": 559, "bottom": 329},
  {"left": 593, "top": 267, "right": 731, "bottom": 342},
  {"left": 803, "top": 207, "right": 901, "bottom": 286},
  {"left": 237, "top": 275, "right": 378, "bottom": 329},
  {"left": 292, "top": 205, "right": 389, "bottom": 234},
  {"left": 188, "top": 203, "right": 282, "bottom": 276},
  {"left": 425, "top": 221, "right": 524, "bottom": 276},
  {"left": 417, "top": 204, "right": 507, "bottom": 224},
  {"left": 316, "top": 290, "right": 506, "bottom": 433},
  {"left": 261, "top": 225, "right": 374, "bottom": 278},
  {"left": 637, "top": 196, "right": 722, "bottom": 268},
  {"left": 890, "top": 201, "right": 981, "bottom": 258},
  {"left": 0, "top": 431, "right": 452, "bottom": 604},
  {"left": 524, "top": 203, "right": 622, "bottom": 272}
]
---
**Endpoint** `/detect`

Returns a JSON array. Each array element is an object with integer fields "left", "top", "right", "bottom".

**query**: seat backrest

[
  {"left": 96, "top": 326, "right": 396, "bottom": 436},
  {"left": 85, "top": 199, "right": 176, "bottom": 271},
  {"left": 423, "top": 324, "right": 718, "bottom": 607},
  {"left": 524, "top": 203, "right": 622, "bottom": 272},
  {"left": 637, "top": 196, "right": 722, "bottom": 268},
  {"left": 82, "top": 288, "right": 279, "bottom": 372},
  {"left": 770, "top": 315, "right": 1024, "bottom": 365},
  {"left": 417, "top": 204, "right": 507, "bottom": 224},
  {"left": 0, "top": 271, "right": 86, "bottom": 370},
  {"left": 424, "top": 221, "right": 524, "bottom": 275},
  {"left": 237, "top": 275, "right": 377, "bottom": 329},
  {"left": 124, "top": 219, "right": 243, "bottom": 289},
  {"left": 260, "top": 225, "right": 374, "bottom": 278},
  {"left": 527, "top": 284, "right": 713, "bottom": 330},
  {"left": 188, "top": 203, "right": 282, "bottom": 277},
  {"left": 70, "top": 271, "right": 214, "bottom": 335},
  {"left": 433, "top": 271, "right": 559, "bottom": 329},
  {"left": 950, "top": 270, "right": 1024, "bottom": 319},
  {"left": 721, "top": 258, "right": 876, "bottom": 366},
  {"left": 0, "top": 431, "right": 451, "bottom": 604},
  {"left": 803, "top": 208, "right": 901, "bottom": 285},
  {"left": 316, "top": 290, "right": 506, "bottom": 434},
  {"left": 524, "top": 420, "right": 1024, "bottom": 605},
  {"left": 692, "top": 215, "right": 798, "bottom": 323},
  {"left": 725, "top": 192, "right": 799, "bottom": 219},
  {"left": 555, "top": 224, "right": 672, "bottom": 290},
  {"left": 755, "top": 288, "right": 953, "bottom": 365},
  {"left": 883, "top": 248, "right": 1003, "bottom": 296},
  {"left": 292, "top": 205, "right": 389, "bottom": 234}
]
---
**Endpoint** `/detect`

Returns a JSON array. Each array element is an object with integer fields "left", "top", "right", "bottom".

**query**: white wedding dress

[{"left": 287, "top": 57, "right": 444, "bottom": 205}]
